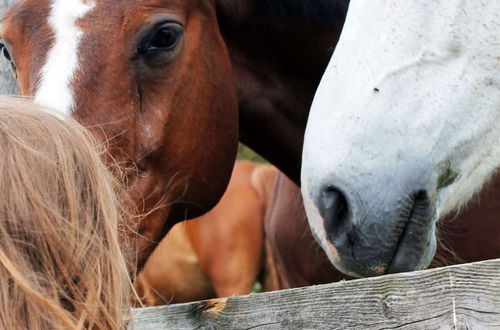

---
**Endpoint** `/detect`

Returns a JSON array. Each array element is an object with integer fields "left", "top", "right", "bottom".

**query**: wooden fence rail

[{"left": 132, "top": 258, "right": 500, "bottom": 329}]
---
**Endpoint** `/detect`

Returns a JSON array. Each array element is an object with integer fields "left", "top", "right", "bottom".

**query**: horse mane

[
  {"left": 255, "top": 0, "right": 349, "bottom": 27},
  {"left": 216, "top": 0, "right": 350, "bottom": 30}
]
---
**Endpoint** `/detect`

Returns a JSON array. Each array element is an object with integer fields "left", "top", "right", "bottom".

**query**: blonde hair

[{"left": 0, "top": 97, "right": 134, "bottom": 329}]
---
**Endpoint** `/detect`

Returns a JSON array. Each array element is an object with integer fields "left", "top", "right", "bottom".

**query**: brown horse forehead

[
  {"left": 2, "top": 0, "right": 51, "bottom": 35},
  {"left": 4, "top": 0, "right": 194, "bottom": 24},
  {"left": 65, "top": 0, "right": 200, "bottom": 33},
  {"left": 91, "top": 0, "right": 193, "bottom": 14},
  {"left": 3, "top": 0, "right": 208, "bottom": 36},
  {"left": 4, "top": 0, "right": 50, "bottom": 17}
]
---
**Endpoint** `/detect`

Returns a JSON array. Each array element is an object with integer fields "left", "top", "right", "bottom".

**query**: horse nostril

[{"left": 319, "top": 186, "right": 349, "bottom": 236}]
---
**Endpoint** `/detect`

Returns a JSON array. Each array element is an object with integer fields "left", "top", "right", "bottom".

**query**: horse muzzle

[{"left": 305, "top": 180, "right": 438, "bottom": 278}]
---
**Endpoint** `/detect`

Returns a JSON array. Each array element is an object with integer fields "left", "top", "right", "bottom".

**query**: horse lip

[
  {"left": 386, "top": 192, "right": 436, "bottom": 274},
  {"left": 386, "top": 221, "right": 417, "bottom": 274}
]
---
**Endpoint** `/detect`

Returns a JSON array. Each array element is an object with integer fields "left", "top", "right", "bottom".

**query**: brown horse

[
  {"left": 266, "top": 172, "right": 500, "bottom": 288},
  {"left": 1, "top": 1, "right": 348, "bottom": 265},
  {"left": 135, "top": 161, "right": 277, "bottom": 305}
]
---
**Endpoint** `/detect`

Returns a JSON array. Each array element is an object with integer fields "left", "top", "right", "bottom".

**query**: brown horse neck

[
  {"left": 434, "top": 171, "right": 500, "bottom": 266},
  {"left": 216, "top": 0, "right": 348, "bottom": 183}
]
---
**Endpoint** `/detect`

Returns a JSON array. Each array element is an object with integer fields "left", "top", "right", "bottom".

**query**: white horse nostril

[{"left": 318, "top": 186, "right": 349, "bottom": 238}]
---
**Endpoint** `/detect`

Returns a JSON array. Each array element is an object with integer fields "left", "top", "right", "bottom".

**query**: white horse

[{"left": 302, "top": 0, "right": 499, "bottom": 278}]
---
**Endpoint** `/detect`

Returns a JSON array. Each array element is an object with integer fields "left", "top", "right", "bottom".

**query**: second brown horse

[{"left": 135, "top": 161, "right": 277, "bottom": 304}]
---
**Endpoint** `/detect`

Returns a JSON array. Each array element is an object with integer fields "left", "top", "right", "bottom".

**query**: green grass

[
  {"left": 237, "top": 144, "right": 269, "bottom": 164},
  {"left": 250, "top": 281, "right": 263, "bottom": 294}
]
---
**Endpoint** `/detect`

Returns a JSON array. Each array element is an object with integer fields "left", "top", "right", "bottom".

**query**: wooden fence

[{"left": 132, "top": 258, "right": 500, "bottom": 329}]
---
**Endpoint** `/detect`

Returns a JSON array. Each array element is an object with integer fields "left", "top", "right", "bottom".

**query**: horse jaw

[{"left": 301, "top": 0, "right": 500, "bottom": 276}]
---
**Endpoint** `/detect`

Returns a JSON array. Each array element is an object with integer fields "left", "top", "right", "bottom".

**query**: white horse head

[{"left": 302, "top": 0, "right": 500, "bottom": 278}]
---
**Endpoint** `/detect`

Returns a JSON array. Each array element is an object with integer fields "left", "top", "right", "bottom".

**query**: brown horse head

[{"left": 2, "top": 0, "right": 238, "bottom": 264}]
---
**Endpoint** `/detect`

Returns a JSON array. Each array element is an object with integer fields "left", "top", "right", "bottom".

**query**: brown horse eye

[
  {"left": 148, "top": 24, "right": 182, "bottom": 51},
  {"left": 0, "top": 43, "right": 12, "bottom": 62},
  {"left": 137, "top": 22, "right": 183, "bottom": 66}
]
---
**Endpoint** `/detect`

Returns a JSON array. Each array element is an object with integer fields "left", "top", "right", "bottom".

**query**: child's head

[{"left": 0, "top": 97, "right": 133, "bottom": 329}]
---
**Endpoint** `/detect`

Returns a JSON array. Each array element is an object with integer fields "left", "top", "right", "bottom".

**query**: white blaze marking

[{"left": 34, "top": 0, "right": 95, "bottom": 116}]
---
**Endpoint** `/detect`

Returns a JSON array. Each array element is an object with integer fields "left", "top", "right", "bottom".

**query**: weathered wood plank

[{"left": 132, "top": 259, "right": 500, "bottom": 329}]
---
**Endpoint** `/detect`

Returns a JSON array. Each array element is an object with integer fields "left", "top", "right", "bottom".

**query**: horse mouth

[
  {"left": 311, "top": 187, "right": 438, "bottom": 278},
  {"left": 386, "top": 191, "right": 436, "bottom": 274}
]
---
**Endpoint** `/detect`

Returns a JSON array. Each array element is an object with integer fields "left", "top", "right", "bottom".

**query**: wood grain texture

[
  {"left": 0, "top": 0, "right": 19, "bottom": 95},
  {"left": 132, "top": 259, "right": 500, "bottom": 329}
]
